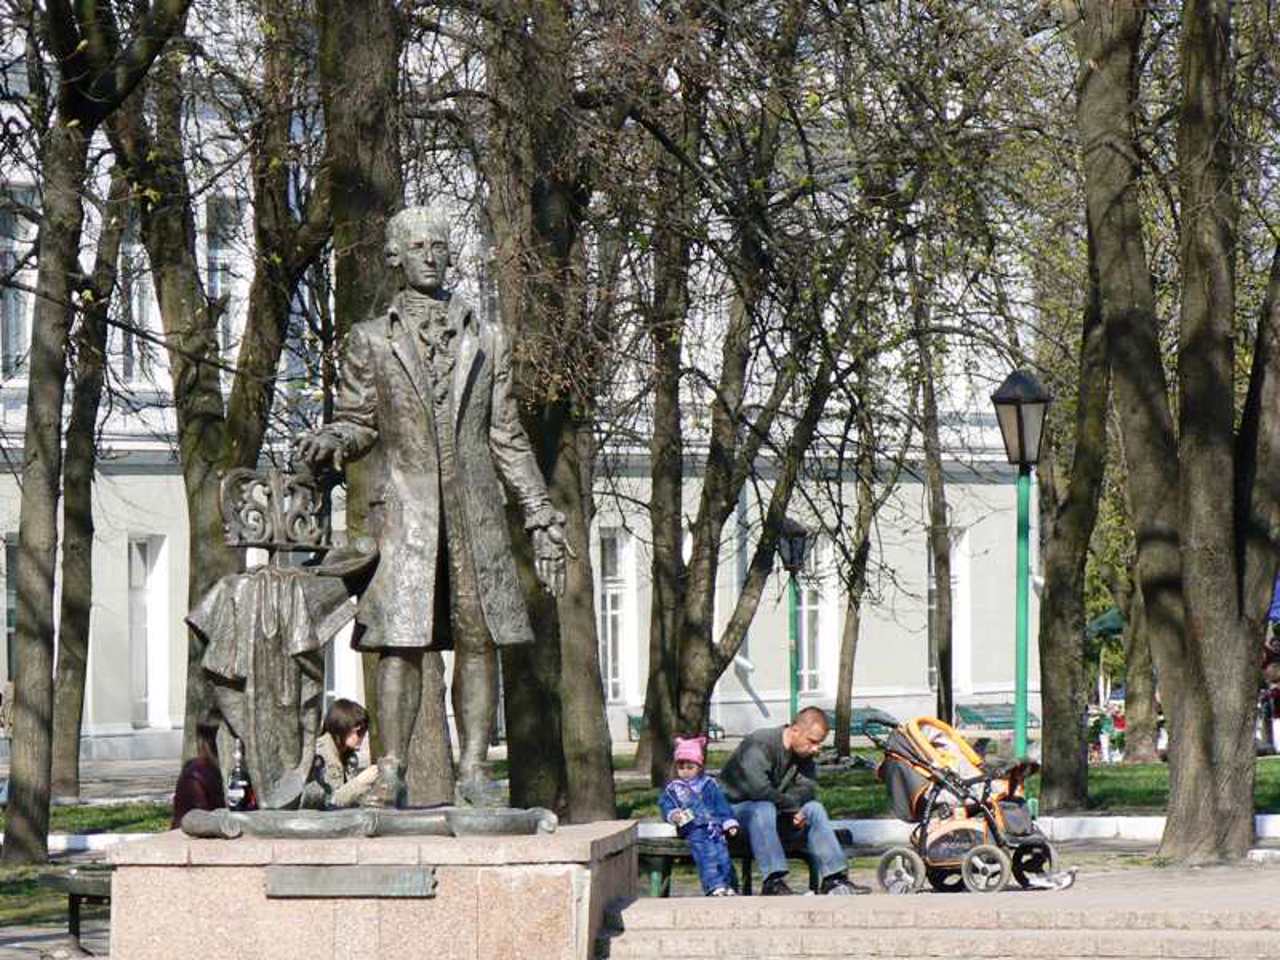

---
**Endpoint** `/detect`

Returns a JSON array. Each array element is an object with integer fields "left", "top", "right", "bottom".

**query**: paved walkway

[{"left": 608, "top": 858, "right": 1280, "bottom": 959}]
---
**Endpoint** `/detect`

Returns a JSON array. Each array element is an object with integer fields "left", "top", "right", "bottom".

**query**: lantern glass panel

[
  {"left": 994, "top": 402, "right": 1022, "bottom": 463},
  {"left": 1020, "top": 400, "right": 1048, "bottom": 465}
]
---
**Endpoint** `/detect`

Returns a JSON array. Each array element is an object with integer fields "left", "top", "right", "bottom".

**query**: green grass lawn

[
  {"left": 4, "top": 755, "right": 1279, "bottom": 840},
  {"left": 0, "top": 802, "right": 172, "bottom": 836}
]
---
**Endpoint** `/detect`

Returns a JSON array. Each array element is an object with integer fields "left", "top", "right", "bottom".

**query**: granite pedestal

[{"left": 109, "top": 820, "right": 637, "bottom": 960}]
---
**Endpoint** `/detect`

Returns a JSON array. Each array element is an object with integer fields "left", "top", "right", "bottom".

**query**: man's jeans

[{"left": 730, "top": 799, "right": 847, "bottom": 882}]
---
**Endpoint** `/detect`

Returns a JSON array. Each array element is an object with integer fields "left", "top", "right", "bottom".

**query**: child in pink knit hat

[{"left": 658, "top": 734, "right": 740, "bottom": 896}]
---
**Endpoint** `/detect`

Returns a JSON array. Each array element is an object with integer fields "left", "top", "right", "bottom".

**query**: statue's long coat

[{"left": 328, "top": 291, "right": 549, "bottom": 651}]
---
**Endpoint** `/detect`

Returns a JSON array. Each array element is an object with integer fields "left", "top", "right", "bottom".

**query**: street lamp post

[
  {"left": 990, "top": 370, "right": 1052, "bottom": 758},
  {"left": 778, "top": 518, "right": 813, "bottom": 722}
]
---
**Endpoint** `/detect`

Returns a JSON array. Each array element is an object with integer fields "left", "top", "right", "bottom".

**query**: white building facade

[{"left": 0, "top": 167, "right": 1044, "bottom": 759}]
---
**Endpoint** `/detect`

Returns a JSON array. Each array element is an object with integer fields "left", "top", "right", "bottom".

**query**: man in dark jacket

[{"left": 720, "top": 707, "right": 868, "bottom": 895}]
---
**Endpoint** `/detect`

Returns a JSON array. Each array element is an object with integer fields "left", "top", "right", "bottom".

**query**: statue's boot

[
  {"left": 455, "top": 760, "right": 506, "bottom": 807},
  {"left": 363, "top": 756, "right": 406, "bottom": 809}
]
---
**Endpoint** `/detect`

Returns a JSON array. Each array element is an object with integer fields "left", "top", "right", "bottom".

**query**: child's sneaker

[{"left": 709, "top": 887, "right": 736, "bottom": 897}]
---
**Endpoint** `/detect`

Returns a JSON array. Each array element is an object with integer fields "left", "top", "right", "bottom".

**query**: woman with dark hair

[
  {"left": 171, "top": 723, "right": 226, "bottom": 828},
  {"left": 310, "top": 698, "right": 378, "bottom": 808}
]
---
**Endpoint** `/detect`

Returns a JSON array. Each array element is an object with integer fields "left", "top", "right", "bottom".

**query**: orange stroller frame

[{"left": 867, "top": 716, "right": 1060, "bottom": 894}]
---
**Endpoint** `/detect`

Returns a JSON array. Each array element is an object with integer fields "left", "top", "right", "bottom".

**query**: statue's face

[{"left": 398, "top": 227, "right": 450, "bottom": 294}]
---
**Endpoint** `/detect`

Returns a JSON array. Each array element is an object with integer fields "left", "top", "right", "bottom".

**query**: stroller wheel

[
  {"left": 960, "top": 844, "right": 1012, "bottom": 894},
  {"left": 1011, "top": 840, "right": 1058, "bottom": 889},
  {"left": 926, "top": 867, "right": 964, "bottom": 893},
  {"left": 876, "top": 847, "right": 926, "bottom": 894}
]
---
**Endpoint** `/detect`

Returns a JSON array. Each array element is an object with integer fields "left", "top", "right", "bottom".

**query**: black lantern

[
  {"left": 777, "top": 517, "right": 812, "bottom": 575},
  {"left": 990, "top": 370, "right": 1052, "bottom": 467}
]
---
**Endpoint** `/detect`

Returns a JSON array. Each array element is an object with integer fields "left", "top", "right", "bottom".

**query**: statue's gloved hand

[
  {"left": 530, "top": 512, "right": 568, "bottom": 597},
  {"left": 293, "top": 432, "right": 345, "bottom": 473}
]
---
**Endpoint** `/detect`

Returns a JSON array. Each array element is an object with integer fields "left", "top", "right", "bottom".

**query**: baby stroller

[{"left": 868, "top": 716, "right": 1070, "bottom": 894}]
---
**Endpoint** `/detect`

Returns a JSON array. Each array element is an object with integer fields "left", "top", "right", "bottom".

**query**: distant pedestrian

[
  {"left": 658, "top": 735, "right": 739, "bottom": 896},
  {"left": 171, "top": 723, "right": 225, "bottom": 828},
  {"left": 1099, "top": 709, "right": 1117, "bottom": 763}
]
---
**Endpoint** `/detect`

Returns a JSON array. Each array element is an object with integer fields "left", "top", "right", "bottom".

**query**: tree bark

[
  {"left": 480, "top": 0, "right": 615, "bottom": 819},
  {"left": 111, "top": 14, "right": 334, "bottom": 758},
  {"left": 1120, "top": 581, "right": 1160, "bottom": 764},
  {"left": 1075, "top": 0, "right": 1276, "bottom": 860},
  {"left": 913, "top": 289, "right": 952, "bottom": 724},
  {"left": 51, "top": 170, "right": 129, "bottom": 801},
  {"left": 317, "top": 0, "right": 406, "bottom": 768},
  {"left": 110, "top": 63, "right": 237, "bottom": 756},
  {"left": 1170, "top": 0, "right": 1254, "bottom": 860},
  {"left": 636, "top": 50, "right": 703, "bottom": 784},
  {"left": 1073, "top": 0, "right": 1195, "bottom": 845},
  {"left": 3, "top": 121, "right": 89, "bottom": 865},
  {"left": 834, "top": 401, "right": 879, "bottom": 758},
  {"left": 2, "top": 0, "right": 191, "bottom": 864},
  {"left": 1036, "top": 230, "right": 1110, "bottom": 813}
]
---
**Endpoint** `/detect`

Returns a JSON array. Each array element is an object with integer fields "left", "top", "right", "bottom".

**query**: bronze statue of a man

[{"left": 295, "top": 206, "right": 565, "bottom": 804}]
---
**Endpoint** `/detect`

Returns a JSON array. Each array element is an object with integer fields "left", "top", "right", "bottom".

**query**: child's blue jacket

[{"left": 659, "top": 774, "right": 740, "bottom": 839}]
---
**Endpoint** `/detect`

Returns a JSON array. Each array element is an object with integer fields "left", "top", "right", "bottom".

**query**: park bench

[
  {"left": 37, "top": 864, "right": 113, "bottom": 948},
  {"left": 826, "top": 706, "right": 900, "bottom": 737},
  {"left": 626, "top": 714, "right": 725, "bottom": 743},
  {"left": 636, "top": 824, "right": 857, "bottom": 897},
  {"left": 955, "top": 703, "right": 1041, "bottom": 730}
]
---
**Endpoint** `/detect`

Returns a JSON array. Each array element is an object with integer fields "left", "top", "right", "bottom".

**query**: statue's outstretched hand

[
  {"left": 532, "top": 517, "right": 568, "bottom": 597},
  {"left": 294, "top": 432, "right": 345, "bottom": 474}
]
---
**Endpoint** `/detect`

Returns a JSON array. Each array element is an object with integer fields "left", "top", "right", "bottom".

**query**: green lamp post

[
  {"left": 778, "top": 517, "right": 813, "bottom": 721},
  {"left": 990, "top": 370, "right": 1052, "bottom": 758}
]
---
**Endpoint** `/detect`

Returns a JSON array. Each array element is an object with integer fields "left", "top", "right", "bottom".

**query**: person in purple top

[{"left": 658, "top": 735, "right": 740, "bottom": 896}]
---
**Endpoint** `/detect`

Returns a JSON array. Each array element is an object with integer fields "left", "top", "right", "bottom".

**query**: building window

[
  {"left": 118, "top": 212, "right": 154, "bottom": 384},
  {"left": 796, "top": 538, "right": 827, "bottom": 695},
  {"left": 597, "top": 528, "right": 626, "bottom": 703},
  {"left": 128, "top": 538, "right": 151, "bottom": 728},
  {"left": 206, "top": 195, "right": 238, "bottom": 356},
  {"left": 926, "top": 542, "right": 958, "bottom": 691},
  {"left": 4, "top": 539, "right": 17, "bottom": 681},
  {"left": 0, "top": 187, "right": 35, "bottom": 379}
]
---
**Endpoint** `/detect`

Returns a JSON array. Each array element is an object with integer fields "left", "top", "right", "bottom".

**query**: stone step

[
  {"left": 602, "top": 869, "right": 1280, "bottom": 960},
  {"left": 614, "top": 897, "right": 1280, "bottom": 935},
  {"left": 604, "top": 927, "right": 1280, "bottom": 959}
]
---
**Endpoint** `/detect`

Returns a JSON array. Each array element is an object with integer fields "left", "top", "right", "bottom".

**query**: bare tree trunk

[
  {"left": 110, "top": 65, "right": 238, "bottom": 757},
  {"left": 317, "top": 0, "right": 406, "bottom": 768},
  {"left": 1037, "top": 230, "right": 1110, "bottom": 812},
  {"left": 1075, "top": 0, "right": 1273, "bottom": 860},
  {"left": 833, "top": 593, "right": 864, "bottom": 759},
  {"left": 917, "top": 335, "right": 952, "bottom": 724},
  {"left": 1073, "top": 0, "right": 1198, "bottom": 852},
  {"left": 1121, "top": 583, "right": 1160, "bottom": 764},
  {"left": 834, "top": 403, "right": 879, "bottom": 758},
  {"left": 3, "top": 122, "right": 88, "bottom": 865},
  {"left": 554, "top": 421, "right": 615, "bottom": 821},
  {"left": 638, "top": 122, "right": 697, "bottom": 784},
  {"left": 481, "top": 0, "right": 614, "bottom": 819},
  {"left": 2, "top": 0, "right": 190, "bottom": 864},
  {"left": 1171, "top": 0, "right": 1254, "bottom": 860},
  {"left": 51, "top": 171, "right": 128, "bottom": 800}
]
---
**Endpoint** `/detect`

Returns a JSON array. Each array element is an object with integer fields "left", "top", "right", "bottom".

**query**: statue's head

[{"left": 386, "top": 206, "right": 452, "bottom": 294}]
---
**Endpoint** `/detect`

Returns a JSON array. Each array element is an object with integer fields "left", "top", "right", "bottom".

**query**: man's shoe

[
  {"left": 820, "top": 873, "right": 871, "bottom": 896},
  {"left": 761, "top": 873, "right": 796, "bottom": 896}
]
